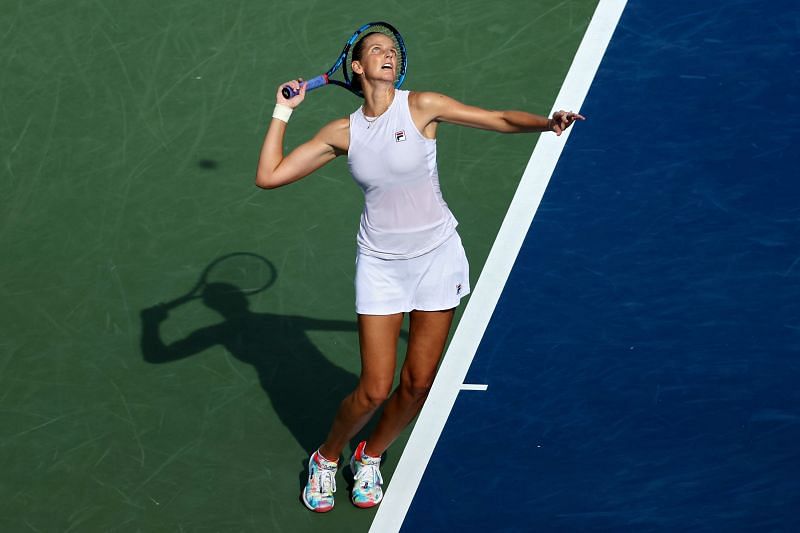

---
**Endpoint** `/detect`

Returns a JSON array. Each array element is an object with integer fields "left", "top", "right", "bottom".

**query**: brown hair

[{"left": 350, "top": 32, "right": 384, "bottom": 94}]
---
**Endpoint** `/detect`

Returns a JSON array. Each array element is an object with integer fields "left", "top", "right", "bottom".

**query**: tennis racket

[
  {"left": 160, "top": 252, "right": 277, "bottom": 310},
  {"left": 281, "top": 21, "right": 407, "bottom": 99}
]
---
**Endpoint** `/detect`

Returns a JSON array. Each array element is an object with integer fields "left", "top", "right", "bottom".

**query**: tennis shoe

[
  {"left": 350, "top": 441, "right": 383, "bottom": 508},
  {"left": 302, "top": 450, "right": 338, "bottom": 513}
]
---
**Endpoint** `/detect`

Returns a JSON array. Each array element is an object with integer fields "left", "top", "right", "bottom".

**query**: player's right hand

[{"left": 277, "top": 79, "right": 307, "bottom": 108}]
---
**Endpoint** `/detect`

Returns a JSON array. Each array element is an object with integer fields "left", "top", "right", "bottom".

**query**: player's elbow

[
  {"left": 496, "top": 112, "right": 521, "bottom": 133},
  {"left": 255, "top": 176, "right": 276, "bottom": 189},
  {"left": 255, "top": 170, "right": 281, "bottom": 189}
]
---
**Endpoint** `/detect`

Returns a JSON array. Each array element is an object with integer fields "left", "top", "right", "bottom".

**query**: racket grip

[{"left": 281, "top": 74, "right": 329, "bottom": 99}]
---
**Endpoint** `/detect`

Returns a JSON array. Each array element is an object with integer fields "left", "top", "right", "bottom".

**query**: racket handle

[{"left": 281, "top": 74, "right": 329, "bottom": 99}]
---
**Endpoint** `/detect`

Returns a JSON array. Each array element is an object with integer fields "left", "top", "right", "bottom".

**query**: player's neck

[{"left": 361, "top": 85, "right": 395, "bottom": 117}]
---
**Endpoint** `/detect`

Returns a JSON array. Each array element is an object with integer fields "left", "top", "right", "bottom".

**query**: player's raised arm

[
  {"left": 410, "top": 91, "right": 584, "bottom": 135},
  {"left": 255, "top": 80, "right": 349, "bottom": 189}
]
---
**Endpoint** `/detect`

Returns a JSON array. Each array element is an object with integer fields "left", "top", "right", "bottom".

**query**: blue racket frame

[{"left": 281, "top": 21, "right": 407, "bottom": 99}]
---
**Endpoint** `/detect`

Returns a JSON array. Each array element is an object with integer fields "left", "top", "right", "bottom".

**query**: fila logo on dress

[{"left": 395, "top": 130, "right": 406, "bottom": 142}]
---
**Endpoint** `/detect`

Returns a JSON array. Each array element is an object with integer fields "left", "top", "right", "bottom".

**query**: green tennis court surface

[{"left": 1, "top": 1, "right": 596, "bottom": 530}]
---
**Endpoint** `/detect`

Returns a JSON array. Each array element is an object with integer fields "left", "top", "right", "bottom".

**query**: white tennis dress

[{"left": 348, "top": 90, "right": 470, "bottom": 314}]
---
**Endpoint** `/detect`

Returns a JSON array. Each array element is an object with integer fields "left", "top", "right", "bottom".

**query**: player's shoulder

[
  {"left": 321, "top": 116, "right": 350, "bottom": 129},
  {"left": 316, "top": 116, "right": 349, "bottom": 137},
  {"left": 315, "top": 117, "right": 350, "bottom": 153},
  {"left": 409, "top": 90, "right": 445, "bottom": 105},
  {"left": 409, "top": 91, "right": 456, "bottom": 112}
]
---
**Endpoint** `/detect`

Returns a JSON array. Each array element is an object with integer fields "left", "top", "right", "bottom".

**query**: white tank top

[{"left": 348, "top": 90, "right": 458, "bottom": 259}]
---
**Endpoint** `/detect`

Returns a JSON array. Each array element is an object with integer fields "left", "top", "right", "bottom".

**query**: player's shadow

[{"left": 139, "top": 255, "right": 367, "bottom": 458}]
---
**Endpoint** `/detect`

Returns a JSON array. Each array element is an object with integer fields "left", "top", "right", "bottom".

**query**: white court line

[
  {"left": 460, "top": 383, "right": 489, "bottom": 391},
  {"left": 369, "top": 2, "right": 628, "bottom": 531}
]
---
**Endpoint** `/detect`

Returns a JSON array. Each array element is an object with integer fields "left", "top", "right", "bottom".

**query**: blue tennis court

[{"left": 377, "top": 0, "right": 800, "bottom": 530}]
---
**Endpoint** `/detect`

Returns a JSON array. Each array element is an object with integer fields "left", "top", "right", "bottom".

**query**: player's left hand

[{"left": 549, "top": 110, "right": 585, "bottom": 136}]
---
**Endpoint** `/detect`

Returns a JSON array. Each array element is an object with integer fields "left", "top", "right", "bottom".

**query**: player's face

[{"left": 354, "top": 34, "right": 397, "bottom": 82}]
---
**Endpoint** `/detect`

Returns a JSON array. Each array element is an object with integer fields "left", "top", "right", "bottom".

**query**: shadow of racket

[{"left": 160, "top": 252, "right": 277, "bottom": 311}]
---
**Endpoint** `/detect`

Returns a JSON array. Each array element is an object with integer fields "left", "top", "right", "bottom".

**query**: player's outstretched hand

[
  {"left": 277, "top": 79, "right": 308, "bottom": 108},
  {"left": 549, "top": 110, "right": 585, "bottom": 136}
]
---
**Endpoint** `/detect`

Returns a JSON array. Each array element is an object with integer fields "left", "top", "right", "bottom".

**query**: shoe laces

[
  {"left": 313, "top": 454, "right": 337, "bottom": 495},
  {"left": 318, "top": 467, "right": 336, "bottom": 495},
  {"left": 354, "top": 457, "right": 383, "bottom": 488}
]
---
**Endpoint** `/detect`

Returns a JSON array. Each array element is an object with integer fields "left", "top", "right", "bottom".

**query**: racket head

[
  {"left": 337, "top": 21, "right": 408, "bottom": 97},
  {"left": 282, "top": 22, "right": 407, "bottom": 99}
]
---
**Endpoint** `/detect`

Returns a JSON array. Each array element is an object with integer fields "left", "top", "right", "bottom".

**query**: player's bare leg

[
  {"left": 319, "top": 313, "right": 404, "bottom": 461},
  {"left": 364, "top": 308, "right": 455, "bottom": 456}
]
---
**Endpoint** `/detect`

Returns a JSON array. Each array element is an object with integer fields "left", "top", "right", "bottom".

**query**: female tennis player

[{"left": 256, "top": 32, "right": 583, "bottom": 512}]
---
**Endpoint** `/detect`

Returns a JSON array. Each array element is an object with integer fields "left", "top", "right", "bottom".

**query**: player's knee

[
  {"left": 357, "top": 383, "right": 391, "bottom": 409},
  {"left": 401, "top": 377, "right": 433, "bottom": 402}
]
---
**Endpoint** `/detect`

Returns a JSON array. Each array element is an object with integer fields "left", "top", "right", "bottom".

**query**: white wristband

[{"left": 272, "top": 103, "right": 293, "bottom": 123}]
